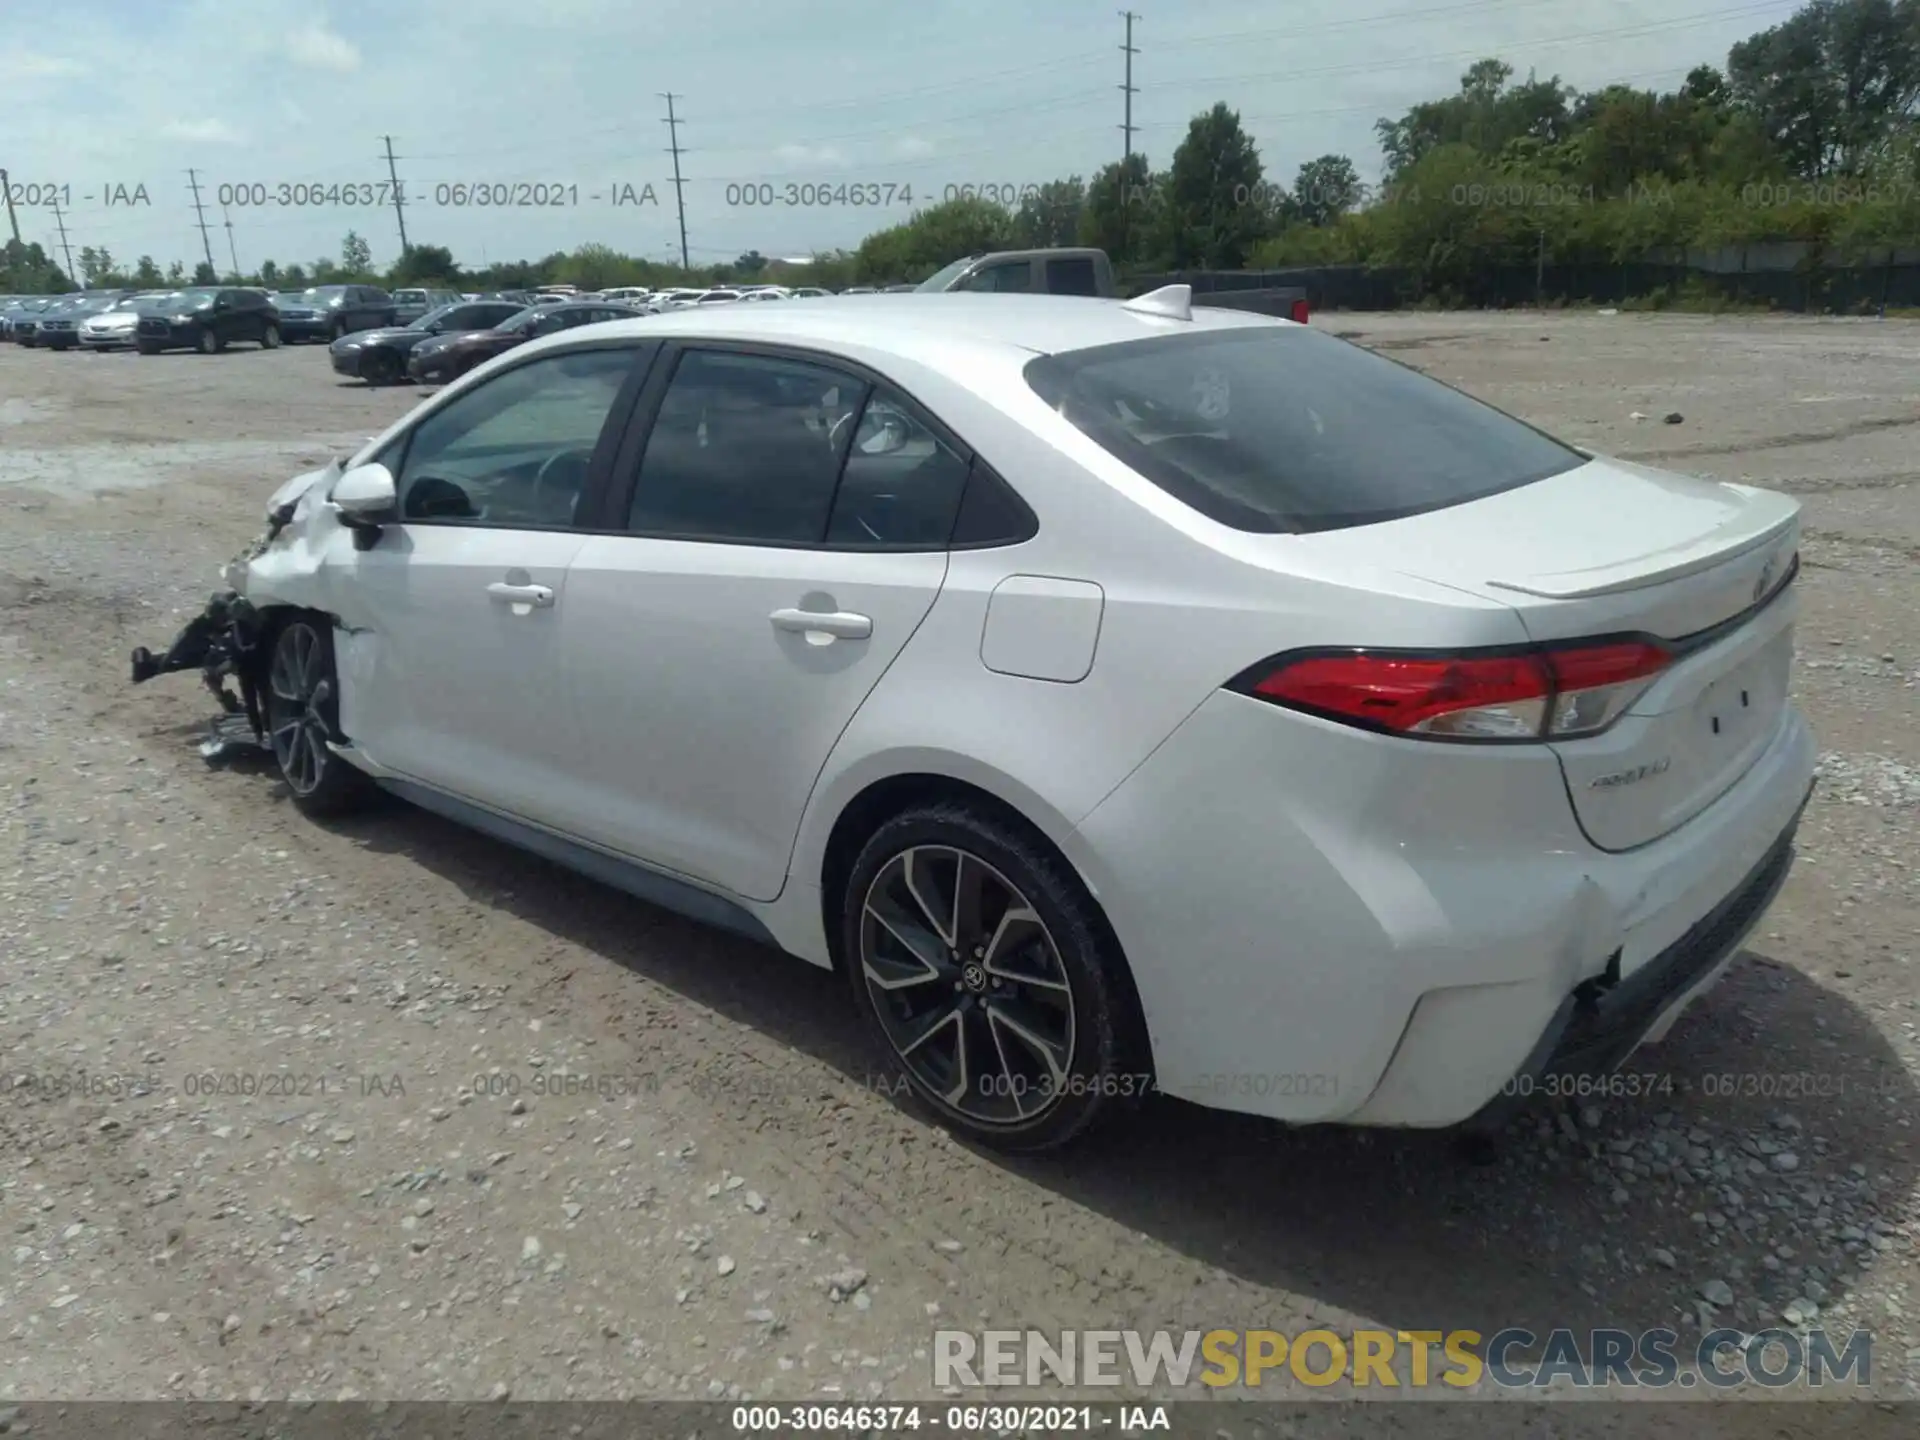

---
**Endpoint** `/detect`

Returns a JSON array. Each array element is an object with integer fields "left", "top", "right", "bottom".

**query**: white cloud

[
  {"left": 889, "top": 136, "right": 935, "bottom": 160},
  {"left": 162, "top": 118, "right": 245, "bottom": 144},
  {"left": 286, "top": 22, "right": 361, "bottom": 72},
  {"left": 774, "top": 143, "right": 851, "bottom": 168},
  {"left": 7, "top": 53, "right": 86, "bottom": 80}
]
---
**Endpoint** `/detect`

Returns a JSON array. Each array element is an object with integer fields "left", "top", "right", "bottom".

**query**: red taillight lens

[
  {"left": 1289, "top": 297, "right": 1311, "bottom": 324},
  {"left": 1238, "top": 640, "right": 1672, "bottom": 742}
]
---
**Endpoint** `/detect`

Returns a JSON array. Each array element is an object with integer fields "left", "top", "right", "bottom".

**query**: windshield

[
  {"left": 394, "top": 290, "right": 429, "bottom": 303},
  {"left": 171, "top": 289, "right": 220, "bottom": 308},
  {"left": 409, "top": 304, "right": 462, "bottom": 330},
  {"left": 914, "top": 257, "right": 980, "bottom": 291},
  {"left": 276, "top": 292, "right": 309, "bottom": 305},
  {"left": 299, "top": 287, "right": 344, "bottom": 301},
  {"left": 1025, "top": 327, "right": 1584, "bottom": 534}
]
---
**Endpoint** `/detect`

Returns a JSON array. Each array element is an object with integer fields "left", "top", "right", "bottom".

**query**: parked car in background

[
  {"left": 273, "top": 284, "right": 395, "bottom": 342},
  {"left": 135, "top": 287, "right": 282, "bottom": 354},
  {"left": 328, "top": 299, "right": 527, "bottom": 384},
  {"left": 841, "top": 286, "right": 877, "bottom": 295},
  {"left": 405, "top": 299, "right": 646, "bottom": 384},
  {"left": 695, "top": 289, "right": 743, "bottom": 305},
  {"left": 35, "top": 293, "right": 123, "bottom": 350},
  {"left": 600, "top": 286, "right": 652, "bottom": 304},
  {"left": 10, "top": 294, "right": 71, "bottom": 345},
  {"left": 390, "top": 287, "right": 464, "bottom": 326},
  {"left": 2, "top": 296, "right": 56, "bottom": 342},
  {"left": 80, "top": 292, "right": 164, "bottom": 349},
  {"left": 790, "top": 287, "right": 833, "bottom": 298}
]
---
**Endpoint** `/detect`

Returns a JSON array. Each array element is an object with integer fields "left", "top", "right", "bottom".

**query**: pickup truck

[{"left": 911, "top": 246, "right": 1309, "bottom": 322}]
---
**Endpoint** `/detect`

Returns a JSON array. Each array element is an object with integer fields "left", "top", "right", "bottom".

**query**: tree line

[{"left": 5, "top": 0, "right": 1916, "bottom": 300}]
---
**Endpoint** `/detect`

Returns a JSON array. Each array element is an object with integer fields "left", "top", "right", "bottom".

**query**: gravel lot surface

[{"left": 0, "top": 315, "right": 1915, "bottom": 1433}]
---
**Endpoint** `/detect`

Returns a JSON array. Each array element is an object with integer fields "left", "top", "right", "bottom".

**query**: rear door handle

[
  {"left": 769, "top": 607, "right": 871, "bottom": 639},
  {"left": 487, "top": 582, "right": 554, "bottom": 608}
]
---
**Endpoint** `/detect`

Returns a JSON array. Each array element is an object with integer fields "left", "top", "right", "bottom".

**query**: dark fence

[{"left": 1127, "top": 261, "right": 1920, "bottom": 313}]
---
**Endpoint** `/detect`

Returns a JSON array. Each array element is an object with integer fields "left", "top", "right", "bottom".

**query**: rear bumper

[{"left": 1070, "top": 689, "right": 1818, "bottom": 1125}]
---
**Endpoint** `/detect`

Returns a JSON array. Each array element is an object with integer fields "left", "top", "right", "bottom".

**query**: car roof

[{"left": 536, "top": 292, "right": 1276, "bottom": 362}]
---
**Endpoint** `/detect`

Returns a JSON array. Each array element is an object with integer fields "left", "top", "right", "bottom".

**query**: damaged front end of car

[{"left": 128, "top": 460, "right": 344, "bottom": 760}]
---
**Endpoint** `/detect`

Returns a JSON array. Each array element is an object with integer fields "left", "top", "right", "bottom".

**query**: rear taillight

[
  {"left": 1289, "top": 297, "right": 1311, "bottom": 324},
  {"left": 1234, "top": 640, "right": 1671, "bottom": 742}
]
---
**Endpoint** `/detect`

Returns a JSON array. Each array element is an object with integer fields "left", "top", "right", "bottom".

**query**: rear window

[{"left": 1024, "top": 327, "right": 1582, "bottom": 533}]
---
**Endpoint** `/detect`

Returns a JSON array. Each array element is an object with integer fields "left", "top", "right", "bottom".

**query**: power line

[
  {"left": 185, "top": 169, "right": 216, "bottom": 276},
  {"left": 662, "top": 93, "right": 690, "bottom": 270},
  {"left": 1120, "top": 10, "right": 1140, "bottom": 163},
  {"left": 49, "top": 198, "right": 76, "bottom": 282},
  {"left": 381, "top": 135, "right": 410, "bottom": 253}
]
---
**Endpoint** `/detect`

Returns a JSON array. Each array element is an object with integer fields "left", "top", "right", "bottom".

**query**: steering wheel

[{"left": 531, "top": 447, "right": 594, "bottom": 508}]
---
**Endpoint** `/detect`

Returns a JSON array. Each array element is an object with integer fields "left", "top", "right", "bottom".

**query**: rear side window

[
  {"left": 1024, "top": 328, "right": 1583, "bottom": 533},
  {"left": 1045, "top": 257, "right": 1099, "bottom": 296}
]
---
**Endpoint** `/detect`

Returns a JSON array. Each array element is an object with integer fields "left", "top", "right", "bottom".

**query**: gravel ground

[{"left": 0, "top": 317, "right": 1915, "bottom": 1431}]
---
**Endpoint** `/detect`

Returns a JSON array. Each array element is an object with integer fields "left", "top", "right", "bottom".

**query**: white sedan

[{"left": 130, "top": 289, "right": 1815, "bottom": 1152}]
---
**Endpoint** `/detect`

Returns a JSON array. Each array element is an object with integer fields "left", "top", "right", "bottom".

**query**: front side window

[
  {"left": 627, "top": 350, "right": 867, "bottom": 544},
  {"left": 391, "top": 347, "right": 638, "bottom": 529},
  {"left": 956, "top": 262, "right": 1031, "bottom": 294},
  {"left": 1025, "top": 328, "right": 1584, "bottom": 533}
]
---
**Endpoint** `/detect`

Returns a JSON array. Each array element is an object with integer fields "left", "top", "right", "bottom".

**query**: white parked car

[
  {"left": 78, "top": 291, "right": 170, "bottom": 349},
  {"left": 128, "top": 289, "right": 1814, "bottom": 1153},
  {"left": 695, "top": 288, "right": 743, "bottom": 305}
]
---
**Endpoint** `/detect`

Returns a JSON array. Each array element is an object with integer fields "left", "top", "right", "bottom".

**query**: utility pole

[
  {"left": 49, "top": 198, "right": 76, "bottom": 282},
  {"left": 186, "top": 169, "right": 217, "bottom": 277},
  {"left": 0, "top": 169, "right": 21, "bottom": 246},
  {"left": 381, "top": 135, "right": 410, "bottom": 254},
  {"left": 661, "top": 93, "right": 689, "bottom": 271},
  {"left": 1119, "top": 11, "right": 1139, "bottom": 164},
  {"left": 223, "top": 203, "right": 241, "bottom": 280}
]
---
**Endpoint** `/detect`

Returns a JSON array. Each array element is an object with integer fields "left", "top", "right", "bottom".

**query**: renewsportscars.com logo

[{"left": 932, "top": 1327, "right": 1874, "bottom": 1391}]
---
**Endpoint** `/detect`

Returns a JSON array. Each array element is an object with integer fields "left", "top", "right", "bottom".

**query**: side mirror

[{"left": 332, "top": 462, "right": 397, "bottom": 538}]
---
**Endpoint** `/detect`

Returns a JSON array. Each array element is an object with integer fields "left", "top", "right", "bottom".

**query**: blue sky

[{"left": 0, "top": 0, "right": 1803, "bottom": 275}]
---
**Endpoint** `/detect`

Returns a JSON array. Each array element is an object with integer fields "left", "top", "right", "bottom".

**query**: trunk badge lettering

[
  {"left": 1753, "top": 557, "right": 1778, "bottom": 603},
  {"left": 1591, "top": 758, "right": 1671, "bottom": 789}
]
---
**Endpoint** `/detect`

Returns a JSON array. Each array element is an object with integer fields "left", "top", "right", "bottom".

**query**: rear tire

[
  {"left": 840, "top": 803, "right": 1146, "bottom": 1153},
  {"left": 264, "top": 616, "right": 378, "bottom": 819},
  {"left": 360, "top": 348, "right": 402, "bottom": 385},
  {"left": 261, "top": 323, "right": 281, "bottom": 349}
]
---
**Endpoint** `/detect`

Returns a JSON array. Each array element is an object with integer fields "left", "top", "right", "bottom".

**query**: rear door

[{"left": 557, "top": 344, "right": 966, "bottom": 900}]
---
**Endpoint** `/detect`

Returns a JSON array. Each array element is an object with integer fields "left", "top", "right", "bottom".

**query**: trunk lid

[{"left": 1291, "top": 456, "right": 1802, "bottom": 851}]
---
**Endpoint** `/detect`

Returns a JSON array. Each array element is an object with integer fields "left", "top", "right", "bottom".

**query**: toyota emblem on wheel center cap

[{"left": 961, "top": 962, "right": 988, "bottom": 993}]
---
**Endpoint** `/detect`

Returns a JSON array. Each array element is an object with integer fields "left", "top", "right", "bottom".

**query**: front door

[
  {"left": 333, "top": 343, "right": 653, "bottom": 831},
  {"left": 559, "top": 346, "right": 972, "bottom": 901}
]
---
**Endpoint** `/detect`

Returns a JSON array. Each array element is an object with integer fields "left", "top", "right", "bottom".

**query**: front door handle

[
  {"left": 769, "top": 607, "right": 871, "bottom": 639},
  {"left": 487, "top": 581, "right": 554, "bottom": 608}
]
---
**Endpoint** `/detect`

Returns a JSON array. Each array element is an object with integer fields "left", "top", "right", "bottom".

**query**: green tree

[
  {"left": 733, "top": 249, "right": 769, "bottom": 277},
  {"left": 1728, "top": 0, "right": 1920, "bottom": 177},
  {"left": 257, "top": 258, "right": 279, "bottom": 286},
  {"left": 341, "top": 231, "right": 373, "bottom": 277},
  {"left": 1156, "top": 103, "right": 1269, "bottom": 269},
  {"left": 1078, "top": 154, "right": 1156, "bottom": 262},
  {"left": 282, "top": 263, "right": 309, "bottom": 288},
  {"left": 1291, "top": 155, "right": 1362, "bottom": 226},
  {"left": 166, "top": 260, "right": 186, "bottom": 284},
  {"left": 854, "top": 196, "right": 1013, "bottom": 281},
  {"left": 1011, "top": 178, "right": 1086, "bottom": 248},
  {"left": 192, "top": 260, "right": 218, "bottom": 285},
  {"left": 391, "top": 243, "right": 459, "bottom": 285},
  {"left": 132, "top": 255, "right": 164, "bottom": 286}
]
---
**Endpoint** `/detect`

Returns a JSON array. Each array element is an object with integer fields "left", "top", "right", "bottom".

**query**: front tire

[
  {"left": 841, "top": 804, "right": 1144, "bottom": 1152},
  {"left": 359, "top": 348, "right": 402, "bottom": 385},
  {"left": 265, "top": 617, "right": 377, "bottom": 818},
  {"left": 261, "top": 323, "right": 281, "bottom": 349},
  {"left": 136, "top": 340, "right": 160, "bottom": 355},
  {"left": 197, "top": 327, "right": 222, "bottom": 355}
]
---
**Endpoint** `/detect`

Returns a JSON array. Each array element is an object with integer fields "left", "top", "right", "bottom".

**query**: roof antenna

[{"left": 1121, "top": 284, "right": 1192, "bottom": 321}]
